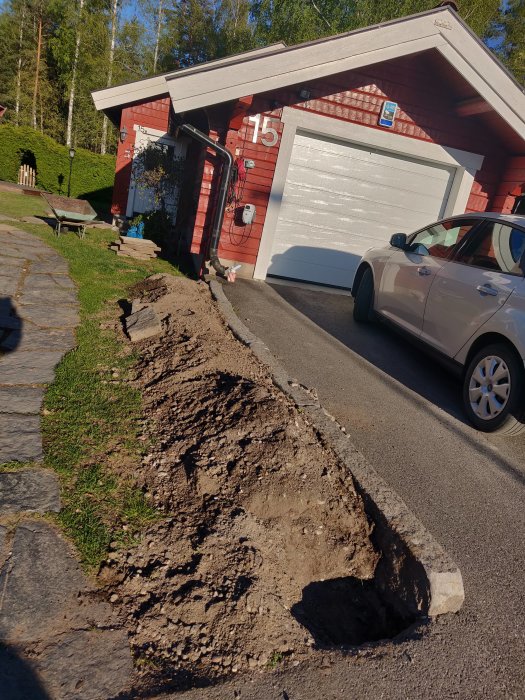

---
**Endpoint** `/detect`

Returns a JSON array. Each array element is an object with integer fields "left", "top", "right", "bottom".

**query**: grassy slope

[{"left": 0, "top": 190, "right": 178, "bottom": 568}]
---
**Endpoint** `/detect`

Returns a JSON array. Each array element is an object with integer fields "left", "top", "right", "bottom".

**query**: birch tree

[
  {"left": 65, "top": 0, "right": 85, "bottom": 146},
  {"left": 153, "top": 0, "right": 163, "bottom": 72},
  {"left": 32, "top": 0, "right": 43, "bottom": 129},
  {"left": 100, "top": 0, "right": 119, "bottom": 154},
  {"left": 15, "top": 0, "right": 26, "bottom": 124}
]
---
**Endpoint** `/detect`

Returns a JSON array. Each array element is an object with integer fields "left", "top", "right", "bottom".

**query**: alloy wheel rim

[{"left": 469, "top": 355, "right": 511, "bottom": 421}]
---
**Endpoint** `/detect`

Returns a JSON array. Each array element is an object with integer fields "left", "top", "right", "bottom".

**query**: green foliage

[
  {"left": 251, "top": 0, "right": 502, "bottom": 47},
  {"left": 143, "top": 209, "right": 172, "bottom": 246},
  {"left": 492, "top": 0, "right": 525, "bottom": 84},
  {"left": 0, "top": 124, "right": 115, "bottom": 205},
  {"left": 0, "top": 0, "right": 515, "bottom": 161},
  {"left": 267, "top": 651, "right": 284, "bottom": 668},
  {"left": 133, "top": 141, "right": 184, "bottom": 208}
]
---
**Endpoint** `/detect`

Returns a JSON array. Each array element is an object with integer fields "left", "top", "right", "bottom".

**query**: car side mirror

[{"left": 390, "top": 233, "right": 408, "bottom": 249}]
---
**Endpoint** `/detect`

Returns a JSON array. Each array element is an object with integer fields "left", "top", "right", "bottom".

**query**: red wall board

[
  {"left": 189, "top": 54, "right": 509, "bottom": 267},
  {"left": 492, "top": 156, "right": 525, "bottom": 214},
  {"left": 113, "top": 54, "right": 519, "bottom": 271}
]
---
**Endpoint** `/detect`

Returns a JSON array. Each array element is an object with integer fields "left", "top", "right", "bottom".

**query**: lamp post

[{"left": 67, "top": 147, "right": 76, "bottom": 198}]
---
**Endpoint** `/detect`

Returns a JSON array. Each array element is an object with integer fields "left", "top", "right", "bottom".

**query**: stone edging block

[{"left": 209, "top": 279, "right": 464, "bottom": 618}]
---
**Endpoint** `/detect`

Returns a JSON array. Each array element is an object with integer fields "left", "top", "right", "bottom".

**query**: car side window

[
  {"left": 454, "top": 221, "right": 525, "bottom": 277},
  {"left": 408, "top": 219, "right": 478, "bottom": 259}
]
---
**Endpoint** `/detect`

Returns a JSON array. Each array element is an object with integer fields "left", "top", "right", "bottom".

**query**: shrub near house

[{"left": 0, "top": 125, "right": 115, "bottom": 208}]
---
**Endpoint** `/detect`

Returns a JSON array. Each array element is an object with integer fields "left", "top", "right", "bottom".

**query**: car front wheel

[
  {"left": 353, "top": 268, "right": 374, "bottom": 322},
  {"left": 462, "top": 343, "right": 525, "bottom": 435}
]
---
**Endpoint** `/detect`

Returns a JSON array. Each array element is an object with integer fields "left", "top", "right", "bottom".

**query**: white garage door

[{"left": 267, "top": 131, "right": 456, "bottom": 288}]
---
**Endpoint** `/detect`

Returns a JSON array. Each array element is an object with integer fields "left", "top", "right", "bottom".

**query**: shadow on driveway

[{"left": 267, "top": 281, "right": 466, "bottom": 424}]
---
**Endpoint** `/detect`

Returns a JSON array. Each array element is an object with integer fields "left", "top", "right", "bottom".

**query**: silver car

[{"left": 351, "top": 213, "right": 525, "bottom": 435}]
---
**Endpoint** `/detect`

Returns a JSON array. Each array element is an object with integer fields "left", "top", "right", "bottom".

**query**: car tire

[
  {"left": 462, "top": 343, "right": 525, "bottom": 435},
  {"left": 353, "top": 268, "right": 374, "bottom": 323}
]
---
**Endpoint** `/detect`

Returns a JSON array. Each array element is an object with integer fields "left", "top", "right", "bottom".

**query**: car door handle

[
  {"left": 476, "top": 284, "right": 498, "bottom": 297},
  {"left": 417, "top": 267, "right": 431, "bottom": 276}
]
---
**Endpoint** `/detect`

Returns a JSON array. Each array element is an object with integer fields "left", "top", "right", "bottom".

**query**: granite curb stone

[{"left": 209, "top": 278, "right": 465, "bottom": 618}]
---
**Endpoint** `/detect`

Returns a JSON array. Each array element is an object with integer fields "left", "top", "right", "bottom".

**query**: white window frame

[{"left": 253, "top": 106, "right": 484, "bottom": 281}]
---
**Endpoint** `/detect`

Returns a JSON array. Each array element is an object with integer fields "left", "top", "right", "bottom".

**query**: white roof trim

[
  {"left": 92, "top": 7, "right": 525, "bottom": 141},
  {"left": 162, "top": 7, "right": 525, "bottom": 140},
  {"left": 167, "top": 13, "right": 441, "bottom": 111},
  {"left": 92, "top": 43, "right": 286, "bottom": 112}
]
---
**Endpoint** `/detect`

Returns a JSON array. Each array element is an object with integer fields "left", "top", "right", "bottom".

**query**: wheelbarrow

[{"left": 41, "top": 193, "right": 98, "bottom": 239}]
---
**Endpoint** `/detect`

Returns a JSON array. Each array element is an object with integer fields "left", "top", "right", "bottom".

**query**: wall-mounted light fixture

[
  {"left": 119, "top": 125, "right": 128, "bottom": 143},
  {"left": 299, "top": 88, "right": 311, "bottom": 101}
]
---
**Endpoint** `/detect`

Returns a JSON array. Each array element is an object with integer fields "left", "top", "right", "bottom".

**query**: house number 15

[{"left": 248, "top": 114, "right": 279, "bottom": 147}]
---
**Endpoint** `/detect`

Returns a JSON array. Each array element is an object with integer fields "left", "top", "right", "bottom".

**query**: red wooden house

[{"left": 92, "top": 6, "right": 525, "bottom": 288}]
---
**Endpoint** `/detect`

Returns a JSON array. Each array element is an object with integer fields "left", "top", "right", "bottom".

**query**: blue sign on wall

[{"left": 379, "top": 101, "right": 398, "bottom": 128}]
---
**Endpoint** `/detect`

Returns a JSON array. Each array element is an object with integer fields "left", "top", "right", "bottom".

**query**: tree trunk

[
  {"left": 153, "top": 0, "right": 163, "bottom": 73},
  {"left": 15, "top": 2, "right": 26, "bottom": 126},
  {"left": 100, "top": 0, "right": 119, "bottom": 154},
  {"left": 39, "top": 85, "right": 43, "bottom": 132},
  {"left": 32, "top": 12, "right": 42, "bottom": 130},
  {"left": 66, "top": 0, "right": 85, "bottom": 147}
]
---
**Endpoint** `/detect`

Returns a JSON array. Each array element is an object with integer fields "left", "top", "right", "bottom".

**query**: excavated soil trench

[{"left": 100, "top": 275, "right": 412, "bottom": 694}]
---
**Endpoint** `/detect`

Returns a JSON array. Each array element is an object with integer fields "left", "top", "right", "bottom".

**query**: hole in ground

[{"left": 291, "top": 576, "right": 414, "bottom": 648}]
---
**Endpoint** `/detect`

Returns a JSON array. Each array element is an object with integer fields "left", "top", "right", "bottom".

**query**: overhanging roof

[
  {"left": 91, "top": 42, "right": 286, "bottom": 112},
  {"left": 92, "top": 7, "right": 525, "bottom": 142}
]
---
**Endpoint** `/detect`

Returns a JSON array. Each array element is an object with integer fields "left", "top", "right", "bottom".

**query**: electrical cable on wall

[{"left": 226, "top": 122, "right": 254, "bottom": 247}]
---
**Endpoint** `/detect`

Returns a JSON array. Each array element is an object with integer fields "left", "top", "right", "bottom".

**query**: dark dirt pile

[{"left": 100, "top": 274, "right": 386, "bottom": 693}]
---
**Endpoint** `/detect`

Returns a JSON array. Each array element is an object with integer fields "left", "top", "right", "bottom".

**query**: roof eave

[{"left": 163, "top": 8, "right": 525, "bottom": 143}]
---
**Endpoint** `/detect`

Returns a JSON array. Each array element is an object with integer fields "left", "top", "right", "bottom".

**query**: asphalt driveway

[{"left": 200, "top": 277, "right": 525, "bottom": 700}]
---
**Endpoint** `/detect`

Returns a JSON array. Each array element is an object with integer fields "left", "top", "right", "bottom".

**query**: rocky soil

[{"left": 99, "top": 274, "right": 396, "bottom": 695}]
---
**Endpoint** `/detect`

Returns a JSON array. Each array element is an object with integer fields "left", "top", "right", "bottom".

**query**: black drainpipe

[{"left": 178, "top": 123, "right": 233, "bottom": 277}]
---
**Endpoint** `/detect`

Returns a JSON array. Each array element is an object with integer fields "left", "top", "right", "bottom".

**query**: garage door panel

[
  {"left": 267, "top": 131, "right": 455, "bottom": 288},
  {"left": 272, "top": 218, "right": 391, "bottom": 257},
  {"left": 292, "top": 134, "right": 454, "bottom": 180},
  {"left": 291, "top": 147, "right": 453, "bottom": 194},
  {"left": 268, "top": 246, "right": 361, "bottom": 288},
  {"left": 288, "top": 160, "right": 452, "bottom": 201},
  {"left": 282, "top": 176, "right": 449, "bottom": 221}
]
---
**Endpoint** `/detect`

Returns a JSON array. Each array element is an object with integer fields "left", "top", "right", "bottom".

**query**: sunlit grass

[{"left": 0, "top": 190, "right": 177, "bottom": 568}]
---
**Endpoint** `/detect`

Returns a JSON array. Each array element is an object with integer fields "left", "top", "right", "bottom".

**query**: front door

[
  {"left": 126, "top": 127, "right": 188, "bottom": 221},
  {"left": 376, "top": 218, "right": 480, "bottom": 337},
  {"left": 422, "top": 220, "right": 525, "bottom": 356}
]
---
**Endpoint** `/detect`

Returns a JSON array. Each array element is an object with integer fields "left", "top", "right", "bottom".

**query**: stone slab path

[
  {"left": 0, "top": 225, "right": 133, "bottom": 699},
  {"left": 0, "top": 224, "right": 77, "bottom": 461}
]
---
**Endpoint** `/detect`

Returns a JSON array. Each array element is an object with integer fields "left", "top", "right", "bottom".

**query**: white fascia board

[
  {"left": 91, "top": 43, "right": 286, "bottom": 113},
  {"left": 92, "top": 75, "right": 168, "bottom": 112},
  {"left": 281, "top": 108, "right": 484, "bottom": 171},
  {"left": 168, "top": 35, "right": 444, "bottom": 113},
  {"left": 438, "top": 44, "right": 525, "bottom": 139},
  {"left": 167, "top": 14, "right": 441, "bottom": 112},
  {"left": 434, "top": 14, "right": 525, "bottom": 138},
  {"left": 164, "top": 8, "right": 525, "bottom": 142}
]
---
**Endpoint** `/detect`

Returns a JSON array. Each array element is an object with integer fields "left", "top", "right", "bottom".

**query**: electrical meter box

[{"left": 242, "top": 204, "right": 256, "bottom": 224}]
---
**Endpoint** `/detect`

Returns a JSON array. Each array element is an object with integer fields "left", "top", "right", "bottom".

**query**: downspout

[{"left": 178, "top": 123, "right": 233, "bottom": 277}]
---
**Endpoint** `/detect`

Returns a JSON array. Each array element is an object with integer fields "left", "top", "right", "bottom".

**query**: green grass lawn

[
  {"left": 0, "top": 190, "right": 179, "bottom": 568},
  {"left": 0, "top": 189, "right": 49, "bottom": 218}
]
